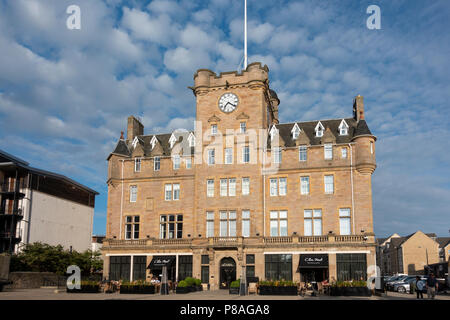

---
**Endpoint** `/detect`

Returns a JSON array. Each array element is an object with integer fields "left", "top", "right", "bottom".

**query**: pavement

[{"left": 1, "top": 287, "right": 450, "bottom": 300}]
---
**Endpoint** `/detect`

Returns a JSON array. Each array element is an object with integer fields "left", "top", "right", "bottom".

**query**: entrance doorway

[
  {"left": 219, "top": 257, "right": 236, "bottom": 289},
  {"left": 300, "top": 268, "right": 328, "bottom": 282}
]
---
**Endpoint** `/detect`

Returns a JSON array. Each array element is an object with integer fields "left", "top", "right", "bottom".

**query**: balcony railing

[
  {"left": 152, "top": 238, "right": 191, "bottom": 245},
  {"left": 298, "top": 235, "right": 329, "bottom": 243},
  {"left": 264, "top": 236, "right": 293, "bottom": 244},
  {"left": 102, "top": 233, "right": 373, "bottom": 250},
  {"left": 335, "top": 235, "right": 366, "bottom": 242}
]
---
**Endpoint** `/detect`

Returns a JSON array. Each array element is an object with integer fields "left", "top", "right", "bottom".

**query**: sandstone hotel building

[{"left": 102, "top": 62, "right": 377, "bottom": 289}]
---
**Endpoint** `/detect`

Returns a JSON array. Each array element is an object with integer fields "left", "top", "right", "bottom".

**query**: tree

[{"left": 10, "top": 242, "right": 103, "bottom": 276}]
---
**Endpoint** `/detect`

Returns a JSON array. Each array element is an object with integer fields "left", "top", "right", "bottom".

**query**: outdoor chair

[
  {"left": 298, "top": 282, "right": 306, "bottom": 297},
  {"left": 248, "top": 282, "right": 257, "bottom": 295},
  {"left": 317, "top": 282, "right": 324, "bottom": 295}
]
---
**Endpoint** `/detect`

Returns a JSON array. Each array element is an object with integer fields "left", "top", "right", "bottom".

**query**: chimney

[
  {"left": 269, "top": 89, "right": 280, "bottom": 125},
  {"left": 127, "top": 116, "right": 144, "bottom": 141},
  {"left": 353, "top": 95, "right": 365, "bottom": 122}
]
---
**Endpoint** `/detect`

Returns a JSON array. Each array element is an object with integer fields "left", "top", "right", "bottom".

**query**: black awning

[
  {"left": 147, "top": 256, "right": 176, "bottom": 269},
  {"left": 298, "top": 254, "right": 329, "bottom": 269}
]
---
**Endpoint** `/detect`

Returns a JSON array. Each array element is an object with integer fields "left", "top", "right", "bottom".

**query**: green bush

[
  {"left": 178, "top": 280, "right": 188, "bottom": 288},
  {"left": 333, "top": 280, "right": 367, "bottom": 288},
  {"left": 230, "top": 279, "right": 240, "bottom": 288},
  {"left": 184, "top": 277, "right": 196, "bottom": 286},
  {"left": 194, "top": 278, "right": 201, "bottom": 286}
]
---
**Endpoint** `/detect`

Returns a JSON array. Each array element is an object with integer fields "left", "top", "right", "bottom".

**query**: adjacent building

[
  {"left": 92, "top": 235, "right": 106, "bottom": 253},
  {"left": 102, "top": 63, "right": 378, "bottom": 289},
  {"left": 376, "top": 231, "right": 441, "bottom": 275},
  {"left": 0, "top": 149, "right": 98, "bottom": 253}
]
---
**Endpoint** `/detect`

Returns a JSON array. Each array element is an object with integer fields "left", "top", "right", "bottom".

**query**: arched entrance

[{"left": 219, "top": 257, "right": 236, "bottom": 289}]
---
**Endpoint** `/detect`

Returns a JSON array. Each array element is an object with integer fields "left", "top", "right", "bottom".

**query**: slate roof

[
  {"left": 436, "top": 237, "right": 450, "bottom": 248},
  {"left": 108, "top": 117, "right": 375, "bottom": 157}
]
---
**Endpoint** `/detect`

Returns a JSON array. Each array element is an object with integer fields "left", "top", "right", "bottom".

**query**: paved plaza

[{"left": 0, "top": 287, "right": 449, "bottom": 300}]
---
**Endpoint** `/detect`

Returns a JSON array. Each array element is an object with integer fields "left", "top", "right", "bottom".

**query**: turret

[{"left": 352, "top": 96, "right": 376, "bottom": 174}]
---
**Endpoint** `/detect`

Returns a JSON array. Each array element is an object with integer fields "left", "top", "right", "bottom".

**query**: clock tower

[{"left": 192, "top": 62, "right": 278, "bottom": 135}]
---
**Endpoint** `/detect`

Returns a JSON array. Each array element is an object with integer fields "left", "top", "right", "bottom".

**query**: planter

[
  {"left": 176, "top": 286, "right": 190, "bottom": 294},
  {"left": 67, "top": 285, "right": 100, "bottom": 293},
  {"left": 229, "top": 287, "right": 240, "bottom": 294},
  {"left": 120, "top": 285, "right": 155, "bottom": 294},
  {"left": 258, "top": 286, "right": 297, "bottom": 296},
  {"left": 329, "top": 286, "right": 371, "bottom": 297},
  {"left": 195, "top": 285, "right": 203, "bottom": 292}
]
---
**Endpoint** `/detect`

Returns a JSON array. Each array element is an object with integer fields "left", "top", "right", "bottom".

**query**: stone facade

[
  {"left": 102, "top": 63, "right": 378, "bottom": 289},
  {"left": 377, "top": 231, "right": 441, "bottom": 275}
]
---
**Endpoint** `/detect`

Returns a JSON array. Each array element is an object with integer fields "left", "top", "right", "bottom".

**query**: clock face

[{"left": 218, "top": 92, "right": 238, "bottom": 113}]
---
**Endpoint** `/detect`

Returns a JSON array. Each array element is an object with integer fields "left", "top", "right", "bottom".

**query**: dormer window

[
  {"left": 269, "top": 125, "right": 278, "bottom": 141},
  {"left": 150, "top": 136, "right": 158, "bottom": 149},
  {"left": 132, "top": 136, "right": 139, "bottom": 149},
  {"left": 169, "top": 133, "right": 177, "bottom": 149},
  {"left": 315, "top": 121, "right": 324, "bottom": 137},
  {"left": 291, "top": 123, "right": 301, "bottom": 139},
  {"left": 188, "top": 133, "right": 195, "bottom": 147},
  {"left": 338, "top": 119, "right": 349, "bottom": 136}
]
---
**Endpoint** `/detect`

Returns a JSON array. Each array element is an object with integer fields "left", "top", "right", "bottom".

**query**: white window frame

[
  {"left": 242, "top": 146, "right": 250, "bottom": 163},
  {"left": 225, "top": 148, "right": 233, "bottom": 164},
  {"left": 324, "top": 144, "right": 333, "bottom": 160},
  {"left": 208, "top": 149, "right": 215, "bottom": 165},
  {"left": 242, "top": 177, "right": 250, "bottom": 196},
  {"left": 279, "top": 177, "right": 287, "bottom": 196},
  {"left": 273, "top": 147, "right": 282, "bottom": 164},
  {"left": 341, "top": 147, "right": 348, "bottom": 159},
  {"left": 324, "top": 175, "right": 334, "bottom": 194},
  {"left": 173, "top": 183, "right": 180, "bottom": 200},
  {"left": 300, "top": 176, "right": 310, "bottom": 195},
  {"left": 219, "top": 211, "right": 236, "bottom": 237},
  {"left": 154, "top": 156, "right": 160, "bottom": 171},
  {"left": 270, "top": 210, "right": 288, "bottom": 237},
  {"left": 228, "top": 178, "right": 236, "bottom": 197},
  {"left": 211, "top": 124, "right": 218, "bottom": 135},
  {"left": 220, "top": 179, "right": 228, "bottom": 197},
  {"left": 206, "top": 212, "right": 215, "bottom": 238},
  {"left": 130, "top": 185, "right": 137, "bottom": 202},
  {"left": 134, "top": 158, "right": 141, "bottom": 172},
  {"left": 269, "top": 178, "right": 278, "bottom": 196},
  {"left": 172, "top": 155, "right": 180, "bottom": 170},
  {"left": 315, "top": 122, "right": 324, "bottom": 137},
  {"left": 207, "top": 179, "right": 214, "bottom": 197},
  {"left": 240, "top": 122, "right": 246, "bottom": 133},
  {"left": 339, "top": 208, "right": 351, "bottom": 235},
  {"left": 299, "top": 145, "right": 307, "bottom": 161},
  {"left": 164, "top": 184, "right": 172, "bottom": 201},
  {"left": 242, "top": 210, "right": 250, "bottom": 237},
  {"left": 185, "top": 157, "right": 192, "bottom": 169},
  {"left": 125, "top": 216, "right": 140, "bottom": 239},
  {"left": 304, "top": 209, "right": 322, "bottom": 236}
]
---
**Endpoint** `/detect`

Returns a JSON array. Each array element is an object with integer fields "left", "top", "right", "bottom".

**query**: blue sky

[{"left": 0, "top": 0, "right": 449, "bottom": 237}]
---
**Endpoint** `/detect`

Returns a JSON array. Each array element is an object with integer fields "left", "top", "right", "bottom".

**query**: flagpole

[{"left": 244, "top": 0, "right": 248, "bottom": 69}]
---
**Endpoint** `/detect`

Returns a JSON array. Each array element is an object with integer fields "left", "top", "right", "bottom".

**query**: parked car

[
  {"left": 393, "top": 277, "right": 420, "bottom": 294},
  {"left": 386, "top": 275, "right": 410, "bottom": 291}
]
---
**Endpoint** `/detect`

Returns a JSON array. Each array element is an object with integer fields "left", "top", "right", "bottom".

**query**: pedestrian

[
  {"left": 415, "top": 276, "right": 424, "bottom": 299},
  {"left": 426, "top": 273, "right": 438, "bottom": 299}
]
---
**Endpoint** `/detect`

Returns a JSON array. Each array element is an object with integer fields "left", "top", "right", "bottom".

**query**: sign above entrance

[
  {"left": 148, "top": 256, "right": 175, "bottom": 269},
  {"left": 298, "top": 254, "right": 329, "bottom": 268}
]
